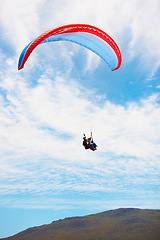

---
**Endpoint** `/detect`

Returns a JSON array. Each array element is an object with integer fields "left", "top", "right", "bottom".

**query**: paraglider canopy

[{"left": 18, "top": 24, "right": 122, "bottom": 71}]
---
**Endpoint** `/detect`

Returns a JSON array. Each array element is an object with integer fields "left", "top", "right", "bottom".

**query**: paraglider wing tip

[
  {"left": 18, "top": 62, "right": 23, "bottom": 70},
  {"left": 112, "top": 65, "right": 121, "bottom": 71},
  {"left": 18, "top": 61, "right": 22, "bottom": 70}
]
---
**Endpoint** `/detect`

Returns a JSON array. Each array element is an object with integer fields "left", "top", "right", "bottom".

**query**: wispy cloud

[{"left": 0, "top": 56, "right": 160, "bottom": 208}]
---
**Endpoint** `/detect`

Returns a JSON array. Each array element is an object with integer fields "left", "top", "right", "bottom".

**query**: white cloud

[
  {"left": 0, "top": 55, "right": 160, "bottom": 202},
  {"left": 0, "top": 0, "right": 45, "bottom": 51},
  {"left": 1, "top": 66, "right": 160, "bottom": 163}
]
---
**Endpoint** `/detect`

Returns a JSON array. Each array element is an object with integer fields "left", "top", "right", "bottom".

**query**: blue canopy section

[{"left": 40, "top": 32, "right": 118, "bottom": 70}]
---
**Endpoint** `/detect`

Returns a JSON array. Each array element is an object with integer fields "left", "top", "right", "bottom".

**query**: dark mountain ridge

[{"left": 2, "top": 208, "right": 160, "bottom": 240}]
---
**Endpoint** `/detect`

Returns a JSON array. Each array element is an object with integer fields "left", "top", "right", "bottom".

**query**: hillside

[{"left": 2, "top": 208, "right": 160, "bottom": 240}]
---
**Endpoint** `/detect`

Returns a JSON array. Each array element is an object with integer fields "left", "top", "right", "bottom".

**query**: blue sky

[{"left": 0, "top": 0, "right": 160, "bottom": 238}]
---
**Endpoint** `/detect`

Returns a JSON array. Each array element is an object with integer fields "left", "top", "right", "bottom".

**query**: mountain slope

[{"left": 2, "top": 208, "right": 160, "bottom": 240}]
